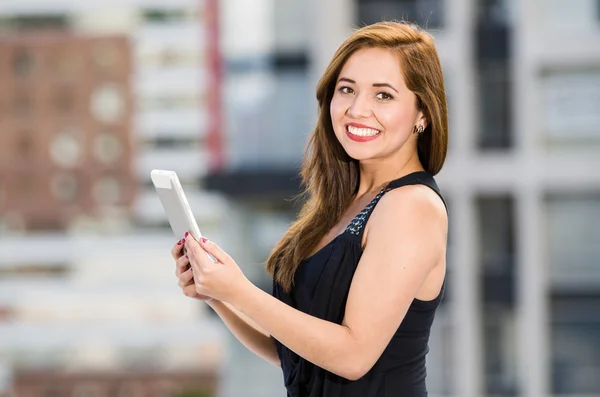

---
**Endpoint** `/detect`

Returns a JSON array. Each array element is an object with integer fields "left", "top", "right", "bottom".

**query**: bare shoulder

[{"left": 369, "top": 184, "right": 447, "bottom": 232}]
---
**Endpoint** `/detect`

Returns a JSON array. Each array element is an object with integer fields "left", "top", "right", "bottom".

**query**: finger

[
  {"left": 198, "top": 237, "right": 230, "bottom": 264},
  {"left": 178, "top": 268, "right": 194, "bottom": 287},
  {"left": 175, "top": 255, "right": 190, "bottom": 277},
  {"left": 171, "top": 239, "right": 185, "bottom": 260},
  {"left": 182, "top": 284, "right": 197, "bottom": 298},
  {"left": 185, "top": 235, "right": 212, "bottom": 270}
]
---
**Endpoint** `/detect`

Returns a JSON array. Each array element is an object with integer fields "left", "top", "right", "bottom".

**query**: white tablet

[{"left": 151, "top": 169, "right": 203, "bottom": 241}]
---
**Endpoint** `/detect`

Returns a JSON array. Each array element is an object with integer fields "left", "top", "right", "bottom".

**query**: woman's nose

[{"left": 346, "top": 95, "right": 373, "bottom": 118}]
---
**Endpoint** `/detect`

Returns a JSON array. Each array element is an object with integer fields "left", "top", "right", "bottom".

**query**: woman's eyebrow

[
  {"left": 337, "top": 77, "right": 399, "bottom": 93},
  {"left": 372, "top": 83, "right": 399, "bottom": 93}
]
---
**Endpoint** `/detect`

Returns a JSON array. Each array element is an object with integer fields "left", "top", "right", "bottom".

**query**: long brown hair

[{"left": 266, "top": 21, "right": 448, "bottom": 292}]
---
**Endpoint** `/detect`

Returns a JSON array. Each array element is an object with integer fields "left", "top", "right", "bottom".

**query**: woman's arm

[
  {"left": 207, "top": 300, "right": 280, "bottom": 367},
  {"left": 173, "top": 239, "right": 280, "bottom": 366}
]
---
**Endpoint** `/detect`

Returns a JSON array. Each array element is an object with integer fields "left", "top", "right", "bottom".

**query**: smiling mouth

[{"left": 346, "top": 125, "right": 381, "bottom": 137}]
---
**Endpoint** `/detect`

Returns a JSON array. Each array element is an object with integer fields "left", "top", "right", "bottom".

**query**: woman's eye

[
  {"left": 376, "top": 92, "right": 394, "bottom": 100},
  {"left": 338, "top": 86, "right": 354, "bottom": 94}
]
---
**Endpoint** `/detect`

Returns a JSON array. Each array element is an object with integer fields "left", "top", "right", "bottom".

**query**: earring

[{"left": 414, "top": 125, "right": 424, "bottom": 135}]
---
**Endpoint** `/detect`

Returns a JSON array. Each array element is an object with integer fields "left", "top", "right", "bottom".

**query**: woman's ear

[{"left": 418, "top": 112, "right": 428, "bottom": 129}]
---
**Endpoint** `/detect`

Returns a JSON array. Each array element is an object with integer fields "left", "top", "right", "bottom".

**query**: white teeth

[{"left": 347, "top": 125, "right": 381, "bottom": 137}]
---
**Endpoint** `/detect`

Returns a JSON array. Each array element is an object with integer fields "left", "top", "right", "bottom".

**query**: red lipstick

[{"left": 345, "top": 123, "right": 381, "bottom": 142}]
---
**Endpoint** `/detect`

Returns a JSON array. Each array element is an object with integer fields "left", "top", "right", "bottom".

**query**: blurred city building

[
  {"left": 11, "top": 370, "right": 217, "bottom": 397},
  {"left": 0, "top": 0, "right": 228, "bottom": 396},
  {"left": 1, "top": 0, "right": 600, "bottom": 397},
  {"left": 0, "top": 34, "right": 135, "bottom": 231},
  {"left": 0, "top": 232, "right": 226, "bottom": 396}
]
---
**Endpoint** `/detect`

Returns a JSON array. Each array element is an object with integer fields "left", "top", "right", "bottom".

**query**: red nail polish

[
  {"left": 177, "top": 240, "right": 183, "bottom": 245},
  {"left": 201, "top": 237, "right": 207, "bottom": 243},
  {"left": 185, "top": 232, "right": 189, "bottom": 237}
]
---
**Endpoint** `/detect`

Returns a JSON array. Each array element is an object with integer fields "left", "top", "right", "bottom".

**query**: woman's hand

[
  {"left": 184, "top": 234, "right": 251, "bottom": 304},
  {"left": 172, "top": 238, "right": 213, "bottom": 302}
]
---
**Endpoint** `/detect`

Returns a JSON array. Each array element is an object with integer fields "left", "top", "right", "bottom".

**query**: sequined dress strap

[
  {"left": 343, "top": 171, "right": 442, "bottom": 239},
  {"left": 344, "top": 185, "right": 392, "bottom": 237}
]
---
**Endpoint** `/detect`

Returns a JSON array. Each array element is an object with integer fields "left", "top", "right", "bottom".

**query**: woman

[{"left": 173, "top": 21, "right": 448, "bottom": 396}]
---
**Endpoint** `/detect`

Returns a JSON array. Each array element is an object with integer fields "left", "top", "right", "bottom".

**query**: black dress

[{"left": 272, "top": 171, "right": 447, "bottom": 397}]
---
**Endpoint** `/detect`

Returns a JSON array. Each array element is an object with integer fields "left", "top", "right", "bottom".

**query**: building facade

[
  {"left": 1, "top": 0, "right": 599, "bottom": 396},
  {"left": 0, "top": 33, "right": 135, "bottom": 231},
  {"left": 0, "top": 1, "right": 228, "bottom": 395}
]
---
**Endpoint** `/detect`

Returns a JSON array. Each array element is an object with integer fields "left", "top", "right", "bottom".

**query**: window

[
  {"left": 142, "top": 9, "right": 189, "bottom": 23},
  {"left": 477, "top": 195, "right": 518, "bottom": 396},
  {"left": 93, "top": 133, "right": 123, "bottom": 164},
  {"left": 477, "top": 195, "right": 515, "bottom": 278},
  {"left": 226, "top": 69, "right": 310, "bottom": 169},
  {"left": 273, "top": 0, "right": 309, "bottom": 53},
  {"left": 541, "top": 0, "right": 598, "bottom": 33},
  {"left": 224, "top": 46, "right": 311, "bottom": 171},
  {"left": 477, "top": 64, "right": 512, "bottom": 148},
  {"left": 540, "top": 68, "right": 600, "bottom": 145},
  {"left": 477, "top": 0, "right": 513, "bottom": 26},
  {"left": 50, "top": 173, "right": 78, "bottom": 203},
  {"left": 357, "top": 0, "right": 444, "bottom": 28},
  {"left": 49, "top": 129, "right": 83, "bottom": 168},
  {"left": 146, "top": 137, "right": 197, "bottom": 149},
  {"left": 140, "top": 94, "right": 198, "bottom": 111},
  {"left": 90, "top": 83, "right": 126, "bottom": 124},
  {"left": 8, "top": 14, "right": 68, "bottom": 30},
  {"left": 546, "top": 194, "right": 600, "bottom": 394},
  {"left": 13, "top": 50, "right": 34, "bottom": 77},
  {"left": 551, "top": 295, "right": 600, "bottom": 394},
  {"left": 476, "top": 0, "right": 513, "bottom": 150},
  {"left": 273, "top": 52, "right": 308, "bottom": 71},
  {"left": 545, "top": 194, "right": 600, "bottom": 289}
]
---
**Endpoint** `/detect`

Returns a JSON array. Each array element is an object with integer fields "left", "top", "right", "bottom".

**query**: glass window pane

[
  {"left": 546, "top": 194, "right": 600, "bottom": 394},
  {"left": 9, "top": 15, "right": 68, "bottom": 30},
  {"left": 477, "top": 195, "right": 515, "bottom": 277},
  {"left": 225, "top": 67, "right": 311, "bottom": 170},
  {"left": 476, "top": 195, "right": 518, "bottom": 396},
  {"left": 541, "top": 0, "right": 599, "bottom": 34},
  {"left": 545, "top": 194, "right": 600, "bottom": 290},
  {"left": 551, "top": 296, "right": 600, "bottom": 394},
  {"left": 475, "top": 0, "right": 513, "bottom": 150},
  {"left": 357, "top": 0, "right": 444, "bottom": 29},
  {"left": 540, "top": 69, "right": 600, "bottom": 146},
  {"left": 476, "top": 63, "right": 512, "bottom": 149},
  {"left": 13, "top": 50, "right": 34, "bottom": 77}
]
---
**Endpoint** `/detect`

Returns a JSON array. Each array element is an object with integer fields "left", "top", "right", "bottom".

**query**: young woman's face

[{"left": 330, "top": 47, "right": 425, "bottom": 162}]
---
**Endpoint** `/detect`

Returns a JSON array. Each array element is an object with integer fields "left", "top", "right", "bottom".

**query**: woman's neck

[{"left": 355, "top": 154, "right": 423, "bottom": 197}]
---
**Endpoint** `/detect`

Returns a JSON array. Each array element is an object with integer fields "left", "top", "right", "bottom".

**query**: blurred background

[{"left": 0, "top": 0, "right": 599, "bottom": 396}]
